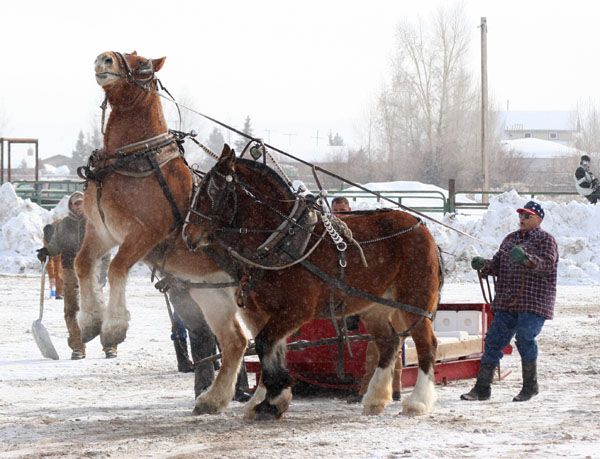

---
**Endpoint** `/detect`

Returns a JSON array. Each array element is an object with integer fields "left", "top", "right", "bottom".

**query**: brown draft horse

[
  {"left": 183, "top": 145, "right": 444, "bottom": 420},
  {"left": 74, "top": 51, "right": 249, "bottom": 415}
]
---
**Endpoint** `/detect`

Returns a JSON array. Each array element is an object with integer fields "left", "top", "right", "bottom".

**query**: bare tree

[
  {"left": 576, "top": 99, "right": 600, "bottom": 154},
  {"left": 375, "top": 2, "right": 481, "bottom": 187},
  {"left": 0, "top": 104, "right": 8, "bottom": 135}
]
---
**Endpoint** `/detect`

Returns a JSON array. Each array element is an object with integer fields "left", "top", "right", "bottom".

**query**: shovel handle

[{"left": 39, "top": 259, "right": 48, "bottom": 321}]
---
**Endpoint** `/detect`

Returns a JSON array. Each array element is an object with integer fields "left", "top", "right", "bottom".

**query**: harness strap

[
  {"left": 154, "top": 275, "right": 237, "bottom": 293},
  {"left": 298, "top": 258, "right": 434, "bottom": 320},
  {"left": 147, "top": 153, "right": 184, "bottom": 229}
]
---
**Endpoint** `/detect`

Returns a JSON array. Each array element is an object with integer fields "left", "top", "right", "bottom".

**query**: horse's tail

[{"left": 435, "top": 244, "right": 445, "bottom": 311}]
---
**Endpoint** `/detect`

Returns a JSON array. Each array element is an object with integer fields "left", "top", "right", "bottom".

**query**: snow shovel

[{"left": 32, "top": 259, "right": 59, "bottom": 360}]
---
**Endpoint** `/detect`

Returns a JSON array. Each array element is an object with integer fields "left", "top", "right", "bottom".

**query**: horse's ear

[
  {"left": 131, "top": 51, "right": 138, "bottom": 56},
  {"left": 152, "top": 57, "right": 166, "bottom": 72},
  {"left": 219, "top": 144, "right": 236, "bottom": 169}
]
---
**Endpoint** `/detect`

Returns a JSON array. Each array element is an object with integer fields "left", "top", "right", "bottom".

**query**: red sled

[{"left": 245, "top": 303, "right": 512, "bottom": 391}]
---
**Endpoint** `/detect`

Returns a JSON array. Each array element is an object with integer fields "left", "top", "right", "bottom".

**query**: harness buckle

[{"left": 239, "top": 228, "right": 248, "bottom": 234}]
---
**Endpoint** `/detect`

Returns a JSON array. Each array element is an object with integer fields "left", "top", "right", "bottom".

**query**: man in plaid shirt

[{"left": 461, "top": 200, "right": 558, "bottom": 403}]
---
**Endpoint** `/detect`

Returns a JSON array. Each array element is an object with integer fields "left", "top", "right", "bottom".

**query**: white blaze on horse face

[{"left": 94, "top": 52, "right": 121, "bottom": 87}]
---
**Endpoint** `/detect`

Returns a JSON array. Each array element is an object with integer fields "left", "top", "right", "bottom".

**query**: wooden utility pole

[{"left": 481, "top": 17, "right": 489, "bottom": 202}]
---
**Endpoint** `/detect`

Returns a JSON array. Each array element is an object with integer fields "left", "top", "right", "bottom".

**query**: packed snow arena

[{"left": 2, "top": 2, "right": 600, "bottom": 458}]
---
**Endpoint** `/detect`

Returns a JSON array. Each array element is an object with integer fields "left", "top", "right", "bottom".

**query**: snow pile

[
  {"left": 430, "top": 190, "right": 600, "bottom": 285},
  {"left": 0, "top": 183, "right": 69, "bottom": 273}
]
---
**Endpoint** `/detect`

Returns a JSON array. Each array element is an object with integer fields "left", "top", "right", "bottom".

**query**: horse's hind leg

[
  {"left": 403, "top": 318, "right": 438, "bottom": 416},
  {"left": 189, "top": 288, "right": 248, "bottom": 415},
  {"left": 75, "top": 222, "right": 113, "bottom": 343},
  {"left": 360, "top": 306, "right": 400, "bottom": 415},
  {"left": 101, "top": 231, "right": 156, "bottom": 349}
]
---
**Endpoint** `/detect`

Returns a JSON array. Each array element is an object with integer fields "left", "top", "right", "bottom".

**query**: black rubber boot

[
  {"left": 174, "top": 340, "right": 194, "bottom": 373},
  {"left": 461, "top": 363, "right": 495, "bottom": 401},
  {"left": 233, "top": 360, "right": 252, "bottom": 402},
  {"left": 513, "top": 360, "right": 539, "bottom": 402}
]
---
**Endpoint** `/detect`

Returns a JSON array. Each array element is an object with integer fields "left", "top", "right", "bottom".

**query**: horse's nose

[{"left": 95, "top": 53, "right": 114, "bottom": 70}]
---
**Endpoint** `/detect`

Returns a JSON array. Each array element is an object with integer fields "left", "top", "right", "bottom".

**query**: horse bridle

[
  {"left": 101, "top": 51, "right": 156, "bottom": 89},
  {"left": 183, "top": 168, "right": 238, "bottom": 249}
]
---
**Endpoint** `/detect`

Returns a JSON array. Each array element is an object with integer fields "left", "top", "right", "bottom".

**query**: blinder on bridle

[
  {"left": 111, "top": 51, "right": 156, "bottom": 89},
  {"left": 185, "top": 168, "right": 238, "bottom": 242}
]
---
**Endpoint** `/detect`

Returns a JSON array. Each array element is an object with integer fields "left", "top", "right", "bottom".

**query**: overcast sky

[{"left": 1, "top": 0, "right": 599, "bottom": 163}]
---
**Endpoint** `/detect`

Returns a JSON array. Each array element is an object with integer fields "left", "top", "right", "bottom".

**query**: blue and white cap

[{"left": 517, "top": 200, "right": 544, "bottom": 219}]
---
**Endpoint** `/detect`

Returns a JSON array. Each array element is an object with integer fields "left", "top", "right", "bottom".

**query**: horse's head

[
  {"left": 183, "top": 144, "right": 238, "bottom": 251},
  {"left": 94, "top": 51, "right": 165, "bottom": 89}
]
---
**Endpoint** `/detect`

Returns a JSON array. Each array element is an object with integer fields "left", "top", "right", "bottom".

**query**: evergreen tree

[
  {"left": 234, "top": 116, "right": 254, "bottom": 152},
  {"left": 206, "top": 127, "right": 226, "bottom": 156},
  {"left": 328, "top": 130, "right": 344, "bottom": 146},
  {"left": 71, "top": 130, "right": 90, "bottom": 170}
]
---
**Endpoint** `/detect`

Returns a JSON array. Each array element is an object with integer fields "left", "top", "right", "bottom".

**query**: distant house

[
  {"left": 40, "top": 154, "right": 72, "bottom": 168},
  {"left": 499, "top": 110, "right": 580, "bottom": 145}
]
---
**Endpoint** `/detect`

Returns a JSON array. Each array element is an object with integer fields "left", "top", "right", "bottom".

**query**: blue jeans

[
  {"left": 171, "top": 312, "right": 188, "bottom": 342},
  {"left": 481, "top": 310, "right": 546, "bottom": 366}
]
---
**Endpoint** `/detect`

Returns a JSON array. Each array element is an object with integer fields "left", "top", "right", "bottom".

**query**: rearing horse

[
  {"left": 74, "top": 51, "right": 249, "bottom": 415},
  {"left": 183, "top": 145, "right": 443, "bottom": 420}
]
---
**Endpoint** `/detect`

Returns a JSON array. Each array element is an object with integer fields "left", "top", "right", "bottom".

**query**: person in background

[
  {"left": 37, "top": 191, "right": 116, "bottom": 360},
  {"left": 331, "top": 196, "right": 404, "bottom": 403},
  {"left": 165, "top": 279, "right": 252, "bottom": 402},
  {"left": 171, "top": 310, "right": 195, "bottom": 373},
  {"left": 331, "top": 196, "right": 352, "bottom": 215},
  {"left": 43, "top": 223, "right": 63, "bottom": 300},
  {"left": 463, "top": 200, "right": 558, "bottom": 402},
  {"left": 574, "top": 154, "right": 600, "bottom": 204}
]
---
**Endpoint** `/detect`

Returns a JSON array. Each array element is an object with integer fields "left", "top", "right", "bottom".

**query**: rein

[{"left": 153, "top": 91, "right": 485, "bottom": 245}]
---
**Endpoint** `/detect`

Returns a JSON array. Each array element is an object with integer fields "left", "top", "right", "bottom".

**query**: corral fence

[
  {"left": 12, "top": 180, "right": 84, "bottom": 210},
  {"left": 10, "top": 178, "right": 581, "bottom": 213},
  {"left": 328, "top": 179, "right": 582, "bottom": 215}
]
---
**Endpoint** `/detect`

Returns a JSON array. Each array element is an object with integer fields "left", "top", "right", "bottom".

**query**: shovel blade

[{"left": 32, "top": 319, "right": 59, "bottom": 360}]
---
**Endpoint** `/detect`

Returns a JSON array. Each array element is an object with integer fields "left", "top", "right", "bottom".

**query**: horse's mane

[{"left": 235, "top": 158, "right": 295, "bottom": 201}]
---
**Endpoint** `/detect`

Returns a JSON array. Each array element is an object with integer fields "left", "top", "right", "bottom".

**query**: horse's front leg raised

[
  {"left": 189, "top": 288, "right": 248, "bottom": 415},
  {"left": 100, "top": 231, "right": 157, "bottom": 349},
  {"left": 75, "top": 222, "right": 113, "bottom": 343}
]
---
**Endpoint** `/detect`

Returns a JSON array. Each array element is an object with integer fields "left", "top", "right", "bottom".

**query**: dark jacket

[
  {"left": 575, "top": 165, "right": 598, "bottom": 196},
  {"left": 46, "top": 213, "right": 86, "bottom": 269},
  {"left": 481, "top": 227, "right": 558, "bottom": 320}
]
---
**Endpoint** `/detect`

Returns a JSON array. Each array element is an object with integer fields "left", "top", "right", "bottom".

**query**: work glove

[
  {"left": 510, "top": 245, "right": 528, "bottom": 265},
  {"left": 471, "top": 256, "right": 486, "bottom": 270},
  {"left": 36, "top": 247, "right": 49, "bottom": 263}
]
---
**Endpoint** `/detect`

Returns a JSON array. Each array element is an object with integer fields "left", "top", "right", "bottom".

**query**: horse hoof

[
  {"left": 362, "top": 403, "right": 386, "bottom": 416},
  {"left": 193, "top": 394, "right": 225, "bottom": 415},
  {"left": 253, "top": 400, "right": 282, "bottom": 421},
  {"left": 401, "top": 399, "right": 428, "bottom": 416},
  {"left": 78, "top": 315, "right": 102, "bottom": 343},
  {"left": 192, "top": 403, "right": 220, "bottom": 415},
  {"left": 100, "top": 318, "right": 129, "bottom": 347}
]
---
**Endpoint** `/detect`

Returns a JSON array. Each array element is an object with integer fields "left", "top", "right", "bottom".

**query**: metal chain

[
  {"left": 357, "top": 220, "right": 423, "bottom": 245},
  {"left": 321, "top": 212, "right": 348, "bottom": 253}
]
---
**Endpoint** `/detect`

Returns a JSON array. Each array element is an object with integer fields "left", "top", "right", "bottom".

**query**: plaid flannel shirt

[{"left": 481, "top": 227, "right": 558, "bottom": 320}]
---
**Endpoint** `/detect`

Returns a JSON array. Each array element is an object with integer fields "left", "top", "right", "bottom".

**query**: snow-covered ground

[
  {"left": 2, "top": 180, "right": 600, "bottom": 457},
  {"left": 1, "top": 278, "right": 599, "bottom": 458}
]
